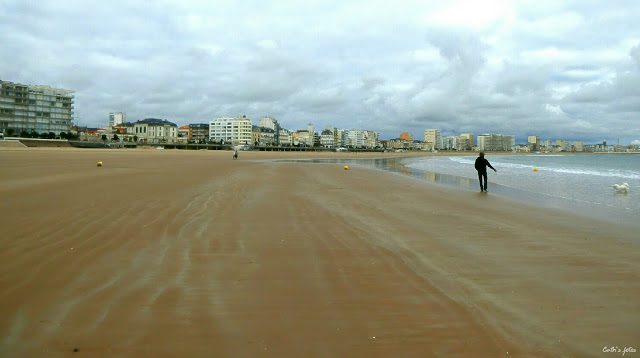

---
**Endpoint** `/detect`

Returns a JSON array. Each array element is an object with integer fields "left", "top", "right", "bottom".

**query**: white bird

[{"left": 613, "top": 183, "right": 629, "bottom": 193}]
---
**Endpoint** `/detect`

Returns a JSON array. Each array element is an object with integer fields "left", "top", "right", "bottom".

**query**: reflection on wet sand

[{"left": 272, "top": 157, "right": 480, "bottom": 192}]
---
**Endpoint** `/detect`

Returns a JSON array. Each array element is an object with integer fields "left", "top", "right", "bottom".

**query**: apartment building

[
  {"left": 127, "top": 118, "right": 178, "bottom": 143},
  {"left": 292, "top": 130, "right": 313, "bottom": 146},
  {"left": 252, "top": 125, "right": 276, "bottom": 146},
  {"left": 459, "top": 133, "right": 474, "bottom": 150},
  {"left": 0, "top": 80, "right": 74, "bottom": 135},
  {"left": 108, "top": 112, "right": 126, "bottom": 126},
  {"left": 189, "top": 123, "right": 209, "bottom": 142},
  {"left": 424, "top": 129, "right": 441, "bottom": 150},
  {"left": 347, "top": 129, "right": 366, "bottom": 148},
  {"left": 279, "top": 128, "right": 292, "bottom": 146},
  {"left": 528, "top": 135, "right": 540, "bottom": 151},
  {"left": 178, "top": 125, "right": 190, "bottom": 143},
  {"left": 555, "top": 140, "right": 571, "bottom": 152},
  {"left": 258, "top": 117, "right": 280, "bottom": 144},
  {"left": 320, "top": 129, "right": 335, "bottom": 147},
  {"left": 477, "top": 133, "right": 516, "bottom": 151},
  {"left": 209, "top": 116, "right": 253, "bottom": 145}
]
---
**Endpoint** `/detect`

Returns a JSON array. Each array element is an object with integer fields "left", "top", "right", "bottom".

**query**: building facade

[
  {"left": 459, "top": 133, "right": 474, "bottom": 150},
  {"left": 278, "top": 128, "right": 292, "bottom": 146},
  {"left": 189, "top": 123, "right": 209, "bottom": 142},
  {"left": 424, "top": 129, "right": 441, "bottom": 150},
  {"left": 209, "top": 116, "right": 253, "bottom": 145},
  {"left": 477, "top": 134, "right": 516, "bottom": 151},
  {"left": 127, "top": 118, "right": 179, "bottom": 143},
  {"left": 108, "top": 112, "right": 126, "bottom": 127},
  {"left": 528, "top": 135, "right": 540, "bottom": 152},
  {"left": 1, "top": 80, "right": 74, "bottom": 135}
]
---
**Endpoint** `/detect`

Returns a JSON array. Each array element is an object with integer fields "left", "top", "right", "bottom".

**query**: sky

[{"left": 2, "top": 0, "right": 640, "bottom": 145}]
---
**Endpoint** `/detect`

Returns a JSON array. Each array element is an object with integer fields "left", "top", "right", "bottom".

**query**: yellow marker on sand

[
  {"left": 534, "top": 168, "right": 538, "bottom": 172},
  {"left": 344, "top": 165, "right": 349, "bottom": 170},
  {"left": 97, "top": 161, "right": 103, "bottom": 167}
]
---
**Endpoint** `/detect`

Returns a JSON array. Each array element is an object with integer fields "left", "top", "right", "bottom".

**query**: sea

[
  {"left": 405, "top": 154, "right": 640, "bottom": 228},
  {"left": 277, "top": 154, "right": 640, "bottom": 229}
]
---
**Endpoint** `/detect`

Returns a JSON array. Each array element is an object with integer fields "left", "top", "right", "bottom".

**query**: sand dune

[{"left": 1, "top": 148, "right": 638, "bottom": 357}]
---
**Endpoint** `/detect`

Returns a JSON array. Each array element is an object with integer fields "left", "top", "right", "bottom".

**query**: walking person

[
  {"left": 474, "top": 152, "right": 496, "bottom": 192},
  {"left": 233, "top": 150, "right": 238, "bottom": 160}
]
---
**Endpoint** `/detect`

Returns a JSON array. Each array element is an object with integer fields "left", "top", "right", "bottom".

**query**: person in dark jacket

[{"left": 474, "top": 152, "right": 496, "bottom": 192}]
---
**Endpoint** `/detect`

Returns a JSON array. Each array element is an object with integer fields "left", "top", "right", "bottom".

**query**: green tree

[
  {"left": 101, "top": 134, "right": 107, "bottom": 141},
  {"left": 6, "top": 128, "right": 15, "bottom": 137},
  {"left": 113, "top": 134, "right": 119, "bottom": 141},
  {"left": 133, "top": 135, "right": 138, "bottom": 142}
]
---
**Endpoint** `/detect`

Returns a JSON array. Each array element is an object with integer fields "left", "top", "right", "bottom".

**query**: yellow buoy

[
  {"left": 97, "top": 161, "right": 103, "bottom": 167},
  {"left": 344, "top": 165, "right": 349, "bottom": 170},
  {"left": 534, "top": 168, "right": 538, "bottom": 172}
]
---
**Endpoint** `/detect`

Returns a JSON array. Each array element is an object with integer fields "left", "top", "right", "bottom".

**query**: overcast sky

[{"left": 2, "top": 0, "right": 640, "bottom": 144}]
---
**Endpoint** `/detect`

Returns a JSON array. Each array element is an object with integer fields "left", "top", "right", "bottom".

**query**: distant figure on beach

[
  {"left": 233, "top": 150, "right": 238, "bottom": 160},
  {"left": 474, "top": 152, "right": 496, "bottom": 192}
]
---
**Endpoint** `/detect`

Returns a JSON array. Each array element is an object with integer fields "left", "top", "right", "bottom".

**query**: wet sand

[{"left": 1, "top": 148, "right": 638, "bottom": 357}]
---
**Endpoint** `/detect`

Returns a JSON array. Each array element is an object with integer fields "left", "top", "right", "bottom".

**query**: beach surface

[{"left": 1, "top": 148, "right": 638, "bottom": 357}]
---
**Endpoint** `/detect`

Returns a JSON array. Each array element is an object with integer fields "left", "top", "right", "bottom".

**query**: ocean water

[{"left": 403, "top": 154, "right": 640, "bottom": 228}]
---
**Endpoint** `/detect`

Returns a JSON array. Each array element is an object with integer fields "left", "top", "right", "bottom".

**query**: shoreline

[{"left": 267, "top": 154, "right": 640, "bottom": 235}]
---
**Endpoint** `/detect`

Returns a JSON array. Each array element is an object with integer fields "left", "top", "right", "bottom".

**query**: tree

[
  {"left": 101, "top": 134, "right": 107, "bottom": 141},
  {"left": 60, "top": 132, "right": 67, "bottom": 139},
  {"left": 133, "top": 135, "right": 138, "bottom": 142},
  {"left": 20, "top": 130, "right": 29, "bottom": 138},
  {"left": 112, "top": 134, "right": 119, "bottom": 141},
  {"left": 6, "top": 128, "right": 15, "bottom": 137}
]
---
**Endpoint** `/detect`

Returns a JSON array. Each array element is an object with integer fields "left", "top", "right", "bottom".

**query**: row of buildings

[
  {"left": 100, "top": 115, "right": 383, "bottom": 148},
  {"left": 2, "top": 80, "right": 637, "bottom": 152}
]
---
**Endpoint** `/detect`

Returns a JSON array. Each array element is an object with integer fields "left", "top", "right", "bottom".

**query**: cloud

[{"left": 2, "top": 0, "right": 640, "bottom": 144}]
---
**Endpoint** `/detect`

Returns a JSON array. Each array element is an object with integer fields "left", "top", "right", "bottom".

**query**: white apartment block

[
  {"left": 424, "top": 129, "right": 441, "bottom": 150},
  {"left": 440, "top": 135, "right": 457, "bottom": 150},
  {"left": 109, "top": 112, "right": 126, "bottom": 126},
  {"left": 279, "top": 128, "right": 292, "bottom": 146},
  {"left": 1, "top": 80, "right": 74, "bottom": 135},
  {"left": 574, "top": 141, "right": 584, "bottom": 152},
  {"left": 477, "top": 134, "right": 516, "bottom": 151},
  {"left": 348, "top": 129, "right": 367, "bottom": 148},
  {"left": 209, "top": 116, "right": 253, "bottom": 145}
]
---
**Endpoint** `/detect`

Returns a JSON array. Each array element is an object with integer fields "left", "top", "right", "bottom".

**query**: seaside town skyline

[
  {"left": 1, "top": 79, "right": 638, "bottom": 152},
  {"left": 2, "top": 1, "right": 640, "bottom": 146}
]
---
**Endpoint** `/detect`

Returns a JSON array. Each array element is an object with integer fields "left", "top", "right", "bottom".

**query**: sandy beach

[{"left": 1, "top": 148, "right": 638, "bottom": 357}]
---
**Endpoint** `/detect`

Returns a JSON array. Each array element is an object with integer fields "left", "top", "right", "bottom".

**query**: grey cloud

[{"left": 2, "top": 0, "right": 640, "bottom": 144}]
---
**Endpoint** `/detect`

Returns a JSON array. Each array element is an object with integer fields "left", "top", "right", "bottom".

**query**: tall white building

[
  {"left": 424, "top": 129, "right": 441, "bottom": 150},
  {"left": 209, "top": 116, "right": 253, "bottom": 145},
  {"left": 109, "top": 112, "right": 126, "bottom": 126},
  {"left": 1, "top": 80, "right": 74, "bottom": 135}
]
